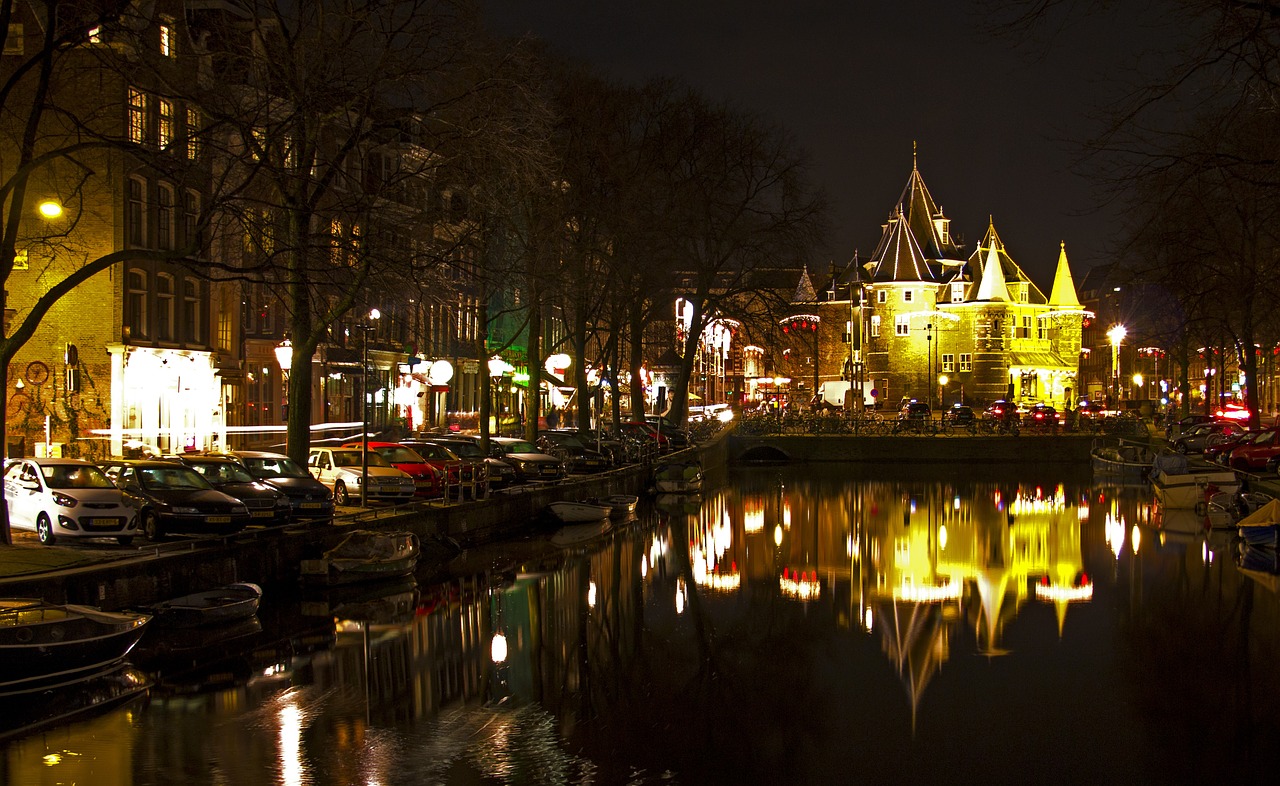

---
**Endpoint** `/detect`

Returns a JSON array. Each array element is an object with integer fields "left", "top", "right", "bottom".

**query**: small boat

[
  {"left": 586, "top": 494, "right": 639, "bottom": 517},
  {"left": 653, "top": 461, "right": 703, "bottom": 493},
  {"left": 1091, "top": 439, "right": 1154, "bottom": 480},
  {"left": 1235, "top": 498, "right": 1280, "bottom": 547},
  {"left": 146, "top": 582, "right": 262, "bottom": 627},
  {"left": 0, "top": 663, "right": 151, "bottom": 742},
  {"left": 548, "top": 500, "right": 613, "bottom": 523},
  {"left": 552, "top": 519, "right": 614, "bottom": 548},
  {"left": 1150, "top": 454, "right": 1239, "bottom": 510},
  {"left": 300, "top": 530, "right": 420, "bottom": 586},
  {"left": 0, "top": 599, "right": 151, "bottom": 696}
]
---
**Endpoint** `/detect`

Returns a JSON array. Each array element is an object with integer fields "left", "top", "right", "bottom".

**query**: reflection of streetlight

[
  {"left": 1107, "top": 325, "right": 1127, "bottom": 404},
  {"left": 274, "top": 339, "right": 292, "bottom": 423},
  {"left": 357, "top": 309, "right": 380, "bottom": 507}
]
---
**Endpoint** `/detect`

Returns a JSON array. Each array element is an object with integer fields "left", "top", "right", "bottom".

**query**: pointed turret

[
  {"left": 1048, "top": 241, "right": 1082, "bottom": 308},
  {"left": 870, "top": 205, "right": 934, "bottom": 283},
  {"left": 975, "top": 242, "right": 1010, "bottom": 301},
  {"left": 792, "top": 264, "right": 817, "bottom": 303}
]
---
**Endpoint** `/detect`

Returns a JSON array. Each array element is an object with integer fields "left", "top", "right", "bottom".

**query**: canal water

[{"left": 3, "top": 462, "right": 1279, "bottom": 784}]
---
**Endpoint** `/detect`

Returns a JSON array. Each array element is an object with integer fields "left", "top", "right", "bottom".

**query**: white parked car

[
  {"left": 3, "top": 458, "right": 138, "bottom": 545},
  {"left": 307, "top": 447, "right": 416, "bottom": 506}
]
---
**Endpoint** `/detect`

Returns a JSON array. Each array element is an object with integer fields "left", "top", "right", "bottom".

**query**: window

[
  {"left": 159, "top": 24, "right": 173, "bottom": 57},
  {"left": 156, "top": 184, "right": 173, "bottom": 250},
  {"left": 183, "top": 190, "right": 200, "bottom": 252},
  {"left": 125, "top": 269, "right": 147, "bottom": 338},
  {"left": 959, "top": 353, "right": 972, "bottom": 372},
  {"left": 877, "top": 289, "right": 887, "bottom": 304},
  {"left": 126, "top": 178, "right": 146, "bottom": 247},
  {"left": 870, "top": 315, "right": 880, "bottom": 337},
  {"left": 903, "top": 289, "right": 914, "bottom": 303},
  {"left": 951, "top": 282, "right": 965, "bottom": 303},
  {"left": 88, "top": 26, "right": 101, "bottom": 43},
  {"left": 330, "top": 219, "right": 344, "bottom": 265},
  {"left": 942, "top": 353, "right": 954, "bottom": 372},
  {"left": 156, "top": 273, "right": 174, "bottom": 341},
  {"left": 895, "top": 315, "right": 910, "bottom": 336},
  {"left": 5, "top": 24, "right": 24, "bottom": 55},
  {"left": 1017, "top": 315, "right": 1031, "bottom": 339},
  {"left": 157, "top": 99, "right": 173, "bottom": 149},
  {"left": 843, "top": 320, "right": 853, "bottom": 344},
  {"left": 182, "top": 278, "right": 201, "bottom": 343},
  {"left": 127, "top": 88, "right": 146, "bottom": 144},
  {"left": 185, "top": 108, "right": 200, "bottom": 159},
  {"left": 1037, "top": 317, "right": 1048, "bottom": 340},
  {"left": 216, "top": 288, "right": 232, "bottom": 351}
]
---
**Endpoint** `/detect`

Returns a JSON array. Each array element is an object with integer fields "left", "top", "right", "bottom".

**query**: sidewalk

[{"left": 0, "top": 537, "right": 127, "bottom": 580}]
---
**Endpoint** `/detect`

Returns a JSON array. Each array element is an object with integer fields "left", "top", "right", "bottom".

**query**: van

[{"left": 817, "top": 381, "right": 876, "bottom": 410}]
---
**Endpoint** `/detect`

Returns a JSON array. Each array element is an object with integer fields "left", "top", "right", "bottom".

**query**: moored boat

[
  {"left": 1091, "top": 439, "right": 1154, "bottom": 481},
  {"left": 300, "top": 530, "right": 420, "bottom": 586},
  {"left": 1236, "top": 498, "right": 1280, "bottom": 547},
  {"left": 586, "top": 494, "right": 639, "bottom": 517},
  {"left": 1150, "top": 462, "right": 1239, "bottom": 510},
  {"left": 548, "top": 500, "right": 613, "bottom": 523},
  {"left": 653, "top": 461, "right": 703, "bottom": 493},
  {"left": 146, "top": 582, "right": 262, "bottom": 627},
  {"left": 0, "top": 599, "right": 151, "bottom": 696}
]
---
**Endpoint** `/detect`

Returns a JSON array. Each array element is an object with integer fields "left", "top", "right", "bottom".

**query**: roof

[
  {"left": 1048, "top": 241, "right": 1082, "bottom": 307},
  {"left": 869, "top": 205, "right": 935, "bottom": 283},
  {"left": 966, "top": 219, "right": 1046, "bottom": 303}
]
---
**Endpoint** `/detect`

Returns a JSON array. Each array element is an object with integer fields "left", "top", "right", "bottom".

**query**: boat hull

[
  {"left": 548, "top": 501, "right": 612, "bottom": 523},
  {"left": 148, "top": 582, "right": 262, "bottom": 627},
  {"left": 1151, "top": 469, "right": 1239, "bottom": 509},
  {"left": 0, "top": 601, "right": 151, "bottom": 696}
]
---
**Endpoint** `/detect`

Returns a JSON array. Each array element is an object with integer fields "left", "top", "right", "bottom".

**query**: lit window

[
  {"left": 156, "top": 273, "right": 175, "bottom": 341},
  {"left": 4, "top": 24, "right": 23, "bottom": 56},
  {"left": 157, "top": 99, "right": 173, "bottom": 148},
  {"left": 895, "top": 315, "right": 910, "bottom": 336},
  {"left": 959, "top": 353, "right": 972, "bottom": 372},
  {"left": 126, "top": 177, "right": 146, "bottom": 247},
  {"left": 88, "top": 26, "right": 101, "bottom": 44},
  {"left": 942, "top": 353, "right": 954, "bottom": 372},
  {"left": 870, "top": 315, "right": 880, "bottom": 337},
  {"left": 126, "top": 269, "right": 148, "bottom": 338},
  {"left": 127, "top": 88, "right": 146, "bottom": 144},
  {"left": 156, "top": 184, "right": 173, "bottom": 250},
  {"left": 159, "top": 24, "right": 172, "bottom": 57},
  {"left": 951, "top": 282, "right": 964, "bottom": 303},
  {"left": 185, "top": 108, "right": 200, "bottom": 159}
]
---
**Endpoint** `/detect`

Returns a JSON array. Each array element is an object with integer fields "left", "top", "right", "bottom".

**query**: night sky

[{"left": 481, "top": 1, "right": 1163, "bottom": 287}]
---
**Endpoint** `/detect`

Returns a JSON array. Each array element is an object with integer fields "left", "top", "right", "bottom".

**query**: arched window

[
  {"left": 157, "top": 184, "right": 173, "bottom": 250},
  {"left": 126, "top": 177, "right": 146, "bottom": 247},
  {"left": 125, "top": 269, "right": 147, "bottom": 339}
]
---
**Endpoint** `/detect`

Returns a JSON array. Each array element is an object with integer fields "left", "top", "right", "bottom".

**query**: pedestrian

[{"left": 547, "top": 408, "right": 560, "bottom": 429}]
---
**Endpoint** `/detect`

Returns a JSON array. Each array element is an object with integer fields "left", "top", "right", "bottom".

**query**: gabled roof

[
  {"left": 869, "top": 205, "right": 935, "bottom": 283},
  {"left": 965, "top": 219, "right": 1046, "bottom": 303},
  {"left": 1048, "top": 241, "right": 1082, "bottom": 308}
]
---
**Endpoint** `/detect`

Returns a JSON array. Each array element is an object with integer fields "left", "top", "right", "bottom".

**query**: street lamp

[
  {"left": 37, "top": 200, "right": 63, "bottom": 219},
  {"left": 357, "top": 309, "right": 380, "bottom": 507},
  {"left": 1107, "top": 325, "right": 1127, "bottom": 407},
  {"left": 938, "top": 374, "right": 948, "bottom": 408},
  {"left": 274, "top": 339, "right": 292, "bottom": 423}
]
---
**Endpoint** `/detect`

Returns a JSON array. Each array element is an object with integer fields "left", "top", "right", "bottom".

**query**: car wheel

[
  {"left": 36, "top": 514, "right": 55, "bottom": 546},
  {"left": 117, "top": 537, "right": 134, "bottom": 547},
  {"left": 1176, "top": 442, "right": 1188, "bottom": 454},
  {"left": 143, "top": 510, "right": 164, "bottom": 541},
  {"left": 334, "top": 481, "right": 350, "bottom": 506}
]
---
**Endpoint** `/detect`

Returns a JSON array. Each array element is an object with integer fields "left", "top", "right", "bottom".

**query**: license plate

[
  {"left": 207, "top": 516, "right": 231, "bottom": 523},
  {"left": 89, "top": 518, "right": 119, "bottom": 526},
  {"left": 300, "top": 502, "right": 322, "bottom": 509},
  {"left": 251, "top": 510, "right": 274, "bottom": 518}
]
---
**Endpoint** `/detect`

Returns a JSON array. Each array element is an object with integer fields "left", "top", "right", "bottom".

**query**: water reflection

[{"left": 6, "top": 464, "right": 1280, "bottom": 783}]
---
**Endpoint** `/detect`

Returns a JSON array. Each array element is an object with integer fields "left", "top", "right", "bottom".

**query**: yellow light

[
  {"left": 37, "top": 200, "right": 63, "bottom": 218},
  {"left": 938, "top": 374, "right": 948, "bottom": 386},
  {"left": 1132, "top": 373, "right": 1144, "bottom": 387},
  {"left": 490, "top": 632, "right": 508, "bottom": 664}
]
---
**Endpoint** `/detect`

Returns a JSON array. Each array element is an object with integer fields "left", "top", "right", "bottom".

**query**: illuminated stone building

[{"left": 786, "top": 157, "right": 1085, "bottom": 411}]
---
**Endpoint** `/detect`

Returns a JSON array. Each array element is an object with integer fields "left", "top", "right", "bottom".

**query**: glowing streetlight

[
  {"left": 275, "top": 339, "right": 293, "bottom": 425},
  {"left": 1107, "top": 325, "right": 1127, "bottom": 404},
  {"left": 938, "top": 374, "right": 949, "bottom": 408},
  {"left": 37, "top": 200, "right": 63, "bottom": 219}
]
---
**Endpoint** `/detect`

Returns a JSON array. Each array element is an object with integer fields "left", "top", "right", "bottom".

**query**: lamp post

[
  {"left": 938, "top": 374, "right": 948, "bottom": 409},
  {"left": 357, "top": 309, "right": 380, "bottom": 507},
  {"left": 274, "top": 339, "right": 292, "bottom": 424},
  {"left": 1107, "top": 325, "right": 1127, "bottom": 408}
]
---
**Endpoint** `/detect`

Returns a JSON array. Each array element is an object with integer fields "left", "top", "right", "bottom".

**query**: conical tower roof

[
  {"left": 966, "top": 218, "right": 1046, "bottom": 302},
  {"left": 975, "top": 241, "right": 1011, "bottom": 301},
  {"left": 869, "top": 205, "right": 935, "bottom": 283},
  {"left": 792, "top": 264, "right": 817, "bottom": 303},
  {"left": 1049, "top": 241, "right": 1082, "bottom": 308},
  {"left": 893, "top": 147, "right": 964, "bottom": 260}
]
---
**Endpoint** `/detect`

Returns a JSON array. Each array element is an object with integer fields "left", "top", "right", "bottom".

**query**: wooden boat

[
  {"left": 586, "top": 494, "right": 639, "bottom": 517},
  {"left": 0, "top": 599, "right": 151, "bottom": 696},
  {"left": 1150, "top": 463, "right": 1239, "bottom": 510},
  {"left": 300, "top": 530, "right": 420, "bottom": 586},
  {"left": 547, "top": 500, "right": 613, "bottom": 523},
  {"left": 653, "top": 461, "right": 703, "bottom": 493},
  {"left": 1235, "top": 498, "right": 1280, "bottom": 547},
  {"left": 146, "top": 582, "right": 262, "bottom": 627}
]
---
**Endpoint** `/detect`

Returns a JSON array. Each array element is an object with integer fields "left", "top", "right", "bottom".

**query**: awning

[{"left": 1007, "top": 351, "right": 1073, "bottom": 373}]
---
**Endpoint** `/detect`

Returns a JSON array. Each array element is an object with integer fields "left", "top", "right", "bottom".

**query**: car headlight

[
  {"left": 173, "top": 506, "right": 200, "bottom": 514},
  {"left": 275, "top": 496, "right": 291, "bottom": 508},
  {"left": 51, "top": 492, "right": 78, "bottom": 508},
  {"left": 232, "top": 505, "right": 249, "bottom": 515}
]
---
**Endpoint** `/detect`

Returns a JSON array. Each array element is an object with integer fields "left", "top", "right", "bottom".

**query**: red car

[
  {"left": 399, "top": 440, "right": 488, "bottom": 498},
  {"left": 1227, "top": 427, "right": 1280, "bottom": 472},
  {"left": 1203, "top": 429, "right": 1261, "bottom": 465},
  {"left": 343, "top": 441, "right": 443, "bottom": 498}
]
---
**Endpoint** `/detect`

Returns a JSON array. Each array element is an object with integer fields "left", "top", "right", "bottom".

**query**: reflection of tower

[{"left": 875, "top": 599, "right": 949, "bottom": 733}]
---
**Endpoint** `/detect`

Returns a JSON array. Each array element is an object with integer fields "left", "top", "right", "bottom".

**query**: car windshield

[
  {"left": 138, "top": 466, "right": 214, "bottom": 490},
  {"left": 42, "top": 464, "right": 116, "bottom": 490},
  {"left": 188, "top": 461, "right": 254, "bottom": 483},
  {"left": 503, "top": 441, "right": 538, "bottom": 453},
  {"left": 408, "top": 444, "right": 457, "bottom": 461},
  {"left": 374, "top": 446, "right": 425, "bottom": 464},
  {"left": 242, "top": 456, "right": 310, "bottom": 478},
  {"left": 332, "top": 450, "right": 392, "bottom": 468},
  {"left": 436, "top": 442, "right": 481, "bottom": 458}
]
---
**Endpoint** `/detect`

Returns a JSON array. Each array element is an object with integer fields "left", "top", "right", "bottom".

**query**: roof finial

[{"left": 912, "top": 140, "right": 918, "bottom": 170}]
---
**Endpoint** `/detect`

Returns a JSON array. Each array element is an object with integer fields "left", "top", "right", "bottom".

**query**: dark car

[
  {"left": 481, "top": 437, "right": 567, "bottom": 483},
  {"left": 98, "top": 459, "right": 251, "bottom": 540},
  {"left": 1165, "top": 414, "right": 1215, "bottom": 440},
  {"left": 225, "top": 450, "right": 335, "bottom": 521},
  {"left": 537, "top": 431, "right": 611, "bottom": 473},
  {"left": 1023, "top": 404, "right": 1060, "bottom": 428},
  {"left": 941, "top": 404, "right": 975, "bottom": 426},
  {"left": 427, "top": 437, "right": 517, "bottom": 490},
  {"left": 166, "top": 455, "right": 292, "bottom": 526},
  {"left": 1172, "top": 421, "right": 1248, "bottom": 454},
  {"left": 615, "top": 421, "right": 671, "bottom": 453},
  {"left": 898, "top": 400, "right": 931, "bottom": 421}
]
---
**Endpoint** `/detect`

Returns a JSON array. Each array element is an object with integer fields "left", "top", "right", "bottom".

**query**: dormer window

[{"left": 951, "top": 282, "right": 964, "bottom": 303}]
